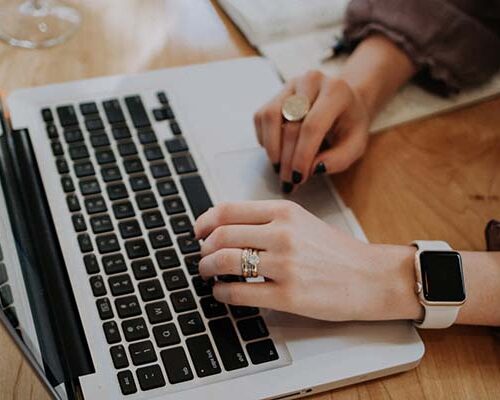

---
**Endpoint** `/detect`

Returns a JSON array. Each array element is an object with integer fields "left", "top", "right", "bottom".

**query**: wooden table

[{"left": 0, "top": 1, "right": 499, "bottom": 399}]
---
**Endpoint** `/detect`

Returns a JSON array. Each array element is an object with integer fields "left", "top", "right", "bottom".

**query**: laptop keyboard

[
  {"left": 0, "top": 243, "right": 20, "bottom": 331},
  {"left": 40, "top": 93, "right": 280, "bottom": 395}
]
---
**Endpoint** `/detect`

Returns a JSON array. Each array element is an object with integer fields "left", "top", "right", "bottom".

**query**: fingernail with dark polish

[
  {"left": 314, "top": 162, "right": 327, "bottom": 175},
  {"left": 292, "top": 170, "right": 302, "bottom": 184},
  {"left": 282, "top": 181, "right": 293, "bottom": 194},
  {"left": 273, "top": 163, "right": 281, "bottom": 174}
]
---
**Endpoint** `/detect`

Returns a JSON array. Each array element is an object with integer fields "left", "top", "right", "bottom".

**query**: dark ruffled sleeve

[{"left": 343, "top": 0, "right": 500, "bottom": 96}]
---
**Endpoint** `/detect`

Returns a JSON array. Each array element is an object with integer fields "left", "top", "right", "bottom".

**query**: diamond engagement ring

[{"left": 241, "top": 248, "right": 260, "bottom": 278}]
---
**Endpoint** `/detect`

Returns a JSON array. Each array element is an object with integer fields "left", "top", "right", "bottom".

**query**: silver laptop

[{"left": 0, "top": 57, "right": 423, "bottom": 400}]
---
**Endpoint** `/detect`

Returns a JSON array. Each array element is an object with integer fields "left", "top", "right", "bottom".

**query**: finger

[
  {"left": 199, "top": 249, "right": 279, "bottom": 280},
  {"left": 254, "top": 109, "right": 264, "bottom": 146},
  {"left": 279, "top": 122, "right": 300, "bottom": 193},
  {"left": 201, "top": 224, "right": 272, "bottom": 256},
  {"left": 212, "top": 281, "right": 277, "bottom": 308}
]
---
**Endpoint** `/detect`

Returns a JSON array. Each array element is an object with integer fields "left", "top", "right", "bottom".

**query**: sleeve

[{"left": 343, "top": 0, "right": 500, "bottom": 96}]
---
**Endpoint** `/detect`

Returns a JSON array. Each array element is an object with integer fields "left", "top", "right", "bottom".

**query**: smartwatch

[{"left": 412, "top": 240, "right": 466, "bottom": 329}]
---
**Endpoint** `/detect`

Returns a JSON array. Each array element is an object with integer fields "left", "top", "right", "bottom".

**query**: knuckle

[
  {"left": 276, "top": 200, "right": 299, "bottom": 219},
  {"left": 305, "top": 69, "right": 323, "bottom": 83},
  {"left": 211, "top": 226, "right": 227, "bottom": 248},
  {"left": 214, "top": 250, "right": 230, "bottom": 269},
  {"left": 274, "top": 226, "right": 294, "bottom": 250}
]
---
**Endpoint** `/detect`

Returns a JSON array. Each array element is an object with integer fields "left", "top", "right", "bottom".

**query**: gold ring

[
  {"left": 241, "top": 249, "right": 251, "bottom": 278},
  {"left": 247, "top": 249, "right": 260, "bottom": 278},
  {"left": 281, "top": 94, "right": 310, "bottom": 122}
]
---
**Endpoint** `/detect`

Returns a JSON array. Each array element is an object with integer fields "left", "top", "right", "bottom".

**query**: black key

[
  {"left": 64, "top": 128, "right": 83, "bottom": 143},
  {"left": 118, "top": 141, "right": 138, "bottom": 157},
  {"left": 177, "top": 235, "right": 200, "bottom": 255},
  {"left": 72, "top": 214, "right": 87, "bottom": 232},
  {"left": 122, "top": 317, "right": 149, "bottom": 342},
  {"left": 83, "top": 254, "right": 100, "bottom": 274},
  {"left": 153, "top": 323, "right": 180, "bottom": 348},
  {"left": 112, "top": 125, "right": 131, "bottom": 140},
  {"left": 118, "top": 219, "right": 142, "bottom": 239},
  {"left": 85, "top": 117, "right": 104, "bottom": 131},
  {"left": 192, "top": 276, "right": 212, "bottom": 297},
  {"left": 56, "top": 105, "right": 78, "bottom": 126},
  {"left": 142, "top": 210, "right": 165, "bottom": 229},
  {"left": 110, "top": 345, "right": 129, "bottom": 369},
  {"left": 109, "top": 274, "right": 134, "bottom": 296},
  {"left": 230, "top": 306, "right": 259, "bottom": 319},
  {"left": 150, "top": 162, "right": 170, "bottom": 178},
  {"left": 102, "top": 254, "right": 127, "bottom": 275},
  {"left": 80, "top": 102, "right": 98, "bottom": 115},
  {"left": 117, "top": 370, "right": 137, "bottom": 395},
  {"left": 41, "top": 108, "right": 53, "bottom": 122},
  {"left": 56, "top": 158, "right": 69, "bottom": 174},
  {"left": 90, "top": 133, "right": 110, "bottom": 148},
  {"left": 209, "top": 318, "right": 248, "bottom": 371},
  {"left": 144, "top": 145, "right": 163, "bottom": 161},
  {"left": 237, "top": 316, "right": 269, "bottom": 341},
  {"left": 186, "top": 334, "right": 222, "bottom": 377},
  {"left": 4, "top": 307, "right": 18, "bottom": 327},
  {"left": 130, "top": 175, "right": 150, "bottom": 192},
  {"left": 170, "top": 120, "right": 182, "bottom": 136},
  {"left": 157, "top": 92, "right": 168, "bottom": 104},
  {"left": 96, "top": 148, "right": 116, "bottom": 165},
  {"left": 124, "top": 96, "right": 150, "bottom": 128},
  {"left": 0, "top": 263, "right": 6, "bottom": 285},
  {"left": 165, "top": 137, "right": 188, "bottom": 154},
  {"left": 163, "top": 197, "right": 185, "bottom": 215},
  {"left": 96, "top": 297, "right": 114, "bottom": 320},
  {"left": 46, "top": 124, "right": 58, "bottom": 139},
  {"left": 178, "top": 312, "right": 205, "bottom": 336},
  {"left": 66, "top": 194, "right": 81, "bottom": 212},
  {"left": 155, "top": 249, "right": 180, "bottom": 270},
  {"left": 113, "top": 201, "right": 135, "bottom": 219},
  {"left": 149, "top": 229, "right": 172, "bottom": 249},
  {"left": 138, "top": 129, "right": 157, "bottom": 145},
  {"left": 185, "top": 254, "right": 200, "bottom": 275},
  {"left": 200, "top": 296, "right": 227, "bottom": 319},
  {"left": 85, "top": 196, "right": 107, "bottom": 214},
  {"left": 180, "top": 175, "right": 213, "bottom": 219},
  {"left": 123, "top": 158, "right": 144, "bottom": 174},
  {"left": 90, "top": 275, "right": 107, "bottom": 296},
  {"left": 115, "top": 295, "right": 141, "bottom": 318},
  {"left": 107, "top": 183, "right": 128, "bottom": 200},
  {"left": 69, "top": 144, "right": 89, "bottom": 161},
  {"left": 170, "top": 290, "right": 196, "bottom": 313},
  {"left": 52, "top": 141, "right": 64, "bottom": 157},
  {"left": 157, "top": 106, "right": 175, "bottom": 121},
  {"left": 152, "top": 108, "right": 167, "bottom": 121},
  {"left": 61, "top": 176, "right": 75, "bottom": 193},
  {"left": 145, "top": 301, "right": 172, "bottom": 324},
  {"left": 125, "top": 239, "right": 149, "bottom": 259},
  {"left": 103, "top": 99, "right": 126, "bottom": 124},
  {"left": 246, "top": 339, "right": 279, "bottom": 365},
  {"left": 132, "top": 259, "right": 157, "bottom": 280},
  {"left": 78, "top": 233, "right": 93, "bottom": 253},
  {"left": 90, "top": 214, "right": 113, "bottom": 234},
  {"left": 0, "top": 286, "right": 13, "bottom": 307},
  {"left": 74, "top": 161, "right": 95, "bottom": 178},
  {"left": 160, "top": 347, "right": 193, "bottom": 384},
  {"left": 109, "top": 344, "right": 129, "bottom": 369},
  {"left": 96, "top": 234, "right": 120, "bottom": 254},
  {"left": 157, "top": 179, "right": 177, "bottom": 196},
  {"left": 104, "top": 321, "right": 122, "bottom": 344},
  {"left": 136, "top": 365, "right": 165, "bottom": 391},
  {"left": 79, "top": 178, "right": 101, "bottom": 195},
  {"left": 138, "top": 279, "right": 164, "bottom": 302},
  {"left": 136, "top": 192, "right": 157, "bottom": 210},
  {"left": 170, "top": 215, "right": 192, "bottom": 235},
  {"left": 129, "top": 340, "right": 157, "bottom": 366},
  {"left": 163, "top": 269, "right": 188, "bottom": 291},
  {"left": 101, "top": 165, "right": 122, "bottom": 182}
]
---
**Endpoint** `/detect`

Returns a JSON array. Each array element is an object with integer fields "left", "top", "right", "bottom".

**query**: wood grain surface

[{"left": 0, "top": 1, "right": 499, "bottom": 399}]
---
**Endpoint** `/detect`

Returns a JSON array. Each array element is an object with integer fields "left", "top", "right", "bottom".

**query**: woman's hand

[{"left": 194, "top": 200, "right": 422, "bottom": 322}]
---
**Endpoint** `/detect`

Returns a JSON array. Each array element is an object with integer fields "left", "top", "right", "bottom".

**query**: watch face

[{"left": 421, "top": 251, "right": 465, "bottom": 302}]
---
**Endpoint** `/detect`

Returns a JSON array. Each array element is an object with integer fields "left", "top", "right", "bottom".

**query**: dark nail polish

[
  {"left": 314, "top": 162, "right": 327, "bottom": 175},
  {"left": 273, "top": 163, "right": 281, "bottom": 174},
  {"left": 292, "top": 170, "right": 302, "bottom": 184},
  {"left": 282, "top": 181, "right": 293, "bottom": 194}
]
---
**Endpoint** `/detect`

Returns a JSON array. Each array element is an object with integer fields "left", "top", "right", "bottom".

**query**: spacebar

[{"left": 180, "top": 175, "right": 213, "bottom": 219}]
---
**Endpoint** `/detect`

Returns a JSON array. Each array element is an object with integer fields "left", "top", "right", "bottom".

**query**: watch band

[{"left": 412, "top": 240, "right": 460, "bottom": 329}]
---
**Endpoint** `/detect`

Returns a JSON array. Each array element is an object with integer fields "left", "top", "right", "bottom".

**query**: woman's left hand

[{"left": 194, "top": 200, "right": 420, "bottom": 322}]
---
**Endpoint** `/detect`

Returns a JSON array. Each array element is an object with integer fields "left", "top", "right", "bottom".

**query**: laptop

[{"left": 0, "top": 56, "right": 423, "bottom": 400}]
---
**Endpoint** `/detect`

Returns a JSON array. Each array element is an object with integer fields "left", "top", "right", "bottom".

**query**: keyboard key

[
  {"left": 4, "top": 307, "right": 18, "bottom": 327},
  {"left": 130, "top": 175, "right": 150, "bottom": 192},
  {"left": 96, "top": 234, "right": 120, "bottom": 254},
  {"left": 103, "top": 321, "right": 122, "bottom": 344},
  {"left": 101, "top": 165, "right": 122, "bottom": 182},
  {"left": 185, "top": 254, "right": 200, "bottom": 275},
  {"left": 186, "top": 334, "right": 222, "bottom": 377},
  {"left": 79, "top": 179, "right": 101, "bottom": 195},
  {"left": 138, "top": 279, "right": 164, "bottom": 302},
  {"left": 209, "top": 318, "right": 248, "bottom": 371},
  {"left": 138, "top": 129, "right": 157, "bottom": 145},
  {"left": 117, "top": 370, "right": 137, "bottom": 395},
  {"left": 96, "top": 148, "right": 116, "bottom": 165},
  {"left": 170, "top": 120, "right": 182, "bottom": 136},
  {"left": 192, "top": 276, "right": 213, "bottom": 297},
  {"left": 103, "top": 99, "right": 126, "bottom": 125},
  {"left": 125, "top": 96, "right": 150, "bottom": 128},
  {"left": 90, "top": 214, "right": 113, "bottom": 234},
  {"left": 78, "top": 233, "right": 93, "bottom": 253},
  {"left": 160, "top": 347, "right": 193, "bottom": 384},
  {"left": 136, "top": 192, "right": 157, "bottom": 210},
  {"left": 72, "top": 214, "right": 87, "bottom": 232},
  {"left": 178, "top": 312, "right": 205, "bottom": 336},
  {"left": 129, "top": 340, "right": 157, "bottom": 366},
  {"left": 123, "top": 158, "right": 144, "bottom": 174},
  {"left": 118, "top": 141, "right": 138, "bottom": 157},
  {"left": 66, "top": 194, "right": 81, "bottom": 212},
  {"left": 237, "top": 316, "right": 269, "bottom": 341},
  {"left": 142, "top": 210, "right": 165, "bottom": 229},
  {"left": 113, "top": 201, "right": 135, "bottom": 219},
  {"left": 0, "top": 264, "right": 5, "bottom": 286},
  {"left": 56, "top": 105, "right": 78, "bottom": 127},
  {"left": 119, "top": 219, "right": 142, "bottom": 239},
  {"left": 109, "top": 274, "right": 134, "bottom": 296},
  {"left": 107, "top": 183, "right": 128, "bottom": 200},
  {"left": 170, "top": 290, "right": 196, "bottom": 313},
  {"left": 229, "top": 306, "right": 259, "bottom": 319},
  {"left": 177, "top": 235, "right": 200, "bottom": 254},
  {"left": 144, "top": 145, "right": 163, "bottom": 161},
  {"left": 69, "top": 144, "right": 89, "bottom": 160},
  {"left": 155, "top": 249, "right": 180, "bottom": 270},
  {"left": 83, "top": 254, "right": 100, "bottom": 274},
  {"left": 102, "top": 254, "right": 127, "bottom": 275},
  {"left": 80, "top": 102, "right": 98, "bottom": 115},
  {"left": 246, "top": 339, "right": 279, "bottom": 365},
  {"left": 180, "top": 175, "right": 213, "bottom": 219},
  {"left": 85, "top": 196, "right": 107, "bottom": 214},
  {"left": 90, "top": 133, "right": 110, "bottom": 148},
  {"left": 51, "top": 141, "right": 64, "bottom": 156},
  {"left": 96, "top": 297, "right": 114, "bottom": 320},
  {"left": 64, "top": 128, "right": 83, "bottom": 143},
  {"left": 0, "top": 285, "right": 13, "bottom": 307},
  {"left": 132, "top": 259, "right": 156, "bottom": 280},
  {"left": 157, "top": 179, "right": 177, "bottom": 196},
  {"left": 165, "top": 137, "right": 188, "bottom": 154},
  {"left": 85, "top": 117, "right": 104, "bottom": 131},
  {"left": 172, "top": 154, "right": 197, "bottom": 174},
  {"left": 170, "top": 215, "right": 192, "bottom": 235},
  {"left": 163, "top": 197, "right": 185, "bottom": 215},
  {"left": 112, "top": 125, "right": 132, "bottom": 140},
  {"left": 145, "top": 301, "right": 172, "bottom": 324},
  {"left": 61, "top": 176, "right": 75, "bottom": 193},
  {"left": 157, "top": 91, "right": 168, "bottom": 104},
  {"left": 111, "top": 345, "right": 129, "bottom": 369},
  {"left": 56, "top": 158, "right": 69, "bottom": 174},
  {"left": 122, "top": 317, "right": 149, "bottom": 342},
  {"left": 153, "top": 107, "right": 173, "bottom": 121},
  {"left": 90, "top": 275, "right": 106, "bottom": 296},
  {"left": 136, "top": 365, "right": 165, "bottom": 391},
  {"left": 149, "top": 229, "right": 172, "bottom": 249},
  {"left": 115, "top": 295, "right": 141, "bottom": 319},
  {"left": 200, "top": 296, "right": 227, "bottom": 319},
  {"left": 46, "top": 124, "right": 58, "bottom": 139},
  {"left": 74, "top": 161, "right": 95, "bottom": 178},
  {"left": 153, "top": 323, "right": 180, "bottom": 347},
  {"left": 126, "top": 239, "right": 149, "bottom": 259},
  {"left": 163, "top": 269, "right": 188, "bottom": 291},
  {"left": 150, "top": 162, "right": 170, "bottom": 178},
  {"left": 41, "top": 108, "right": 53, "bottom": 122}
]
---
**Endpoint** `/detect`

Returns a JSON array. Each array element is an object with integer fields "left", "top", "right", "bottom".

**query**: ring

[
  {"left": 241, "top": 249, "right": 251, "bottom": 278},
  {"left": 241, "top": 248, "right": 260, "bottom": 278},
  {"left": 281, "top": 94, "right": 310, "bottom": 122}
]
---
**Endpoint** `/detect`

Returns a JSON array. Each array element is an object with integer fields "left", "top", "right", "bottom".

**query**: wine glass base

[{"left": 0, "top": 0, "right": 81, "bottom": 49}]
